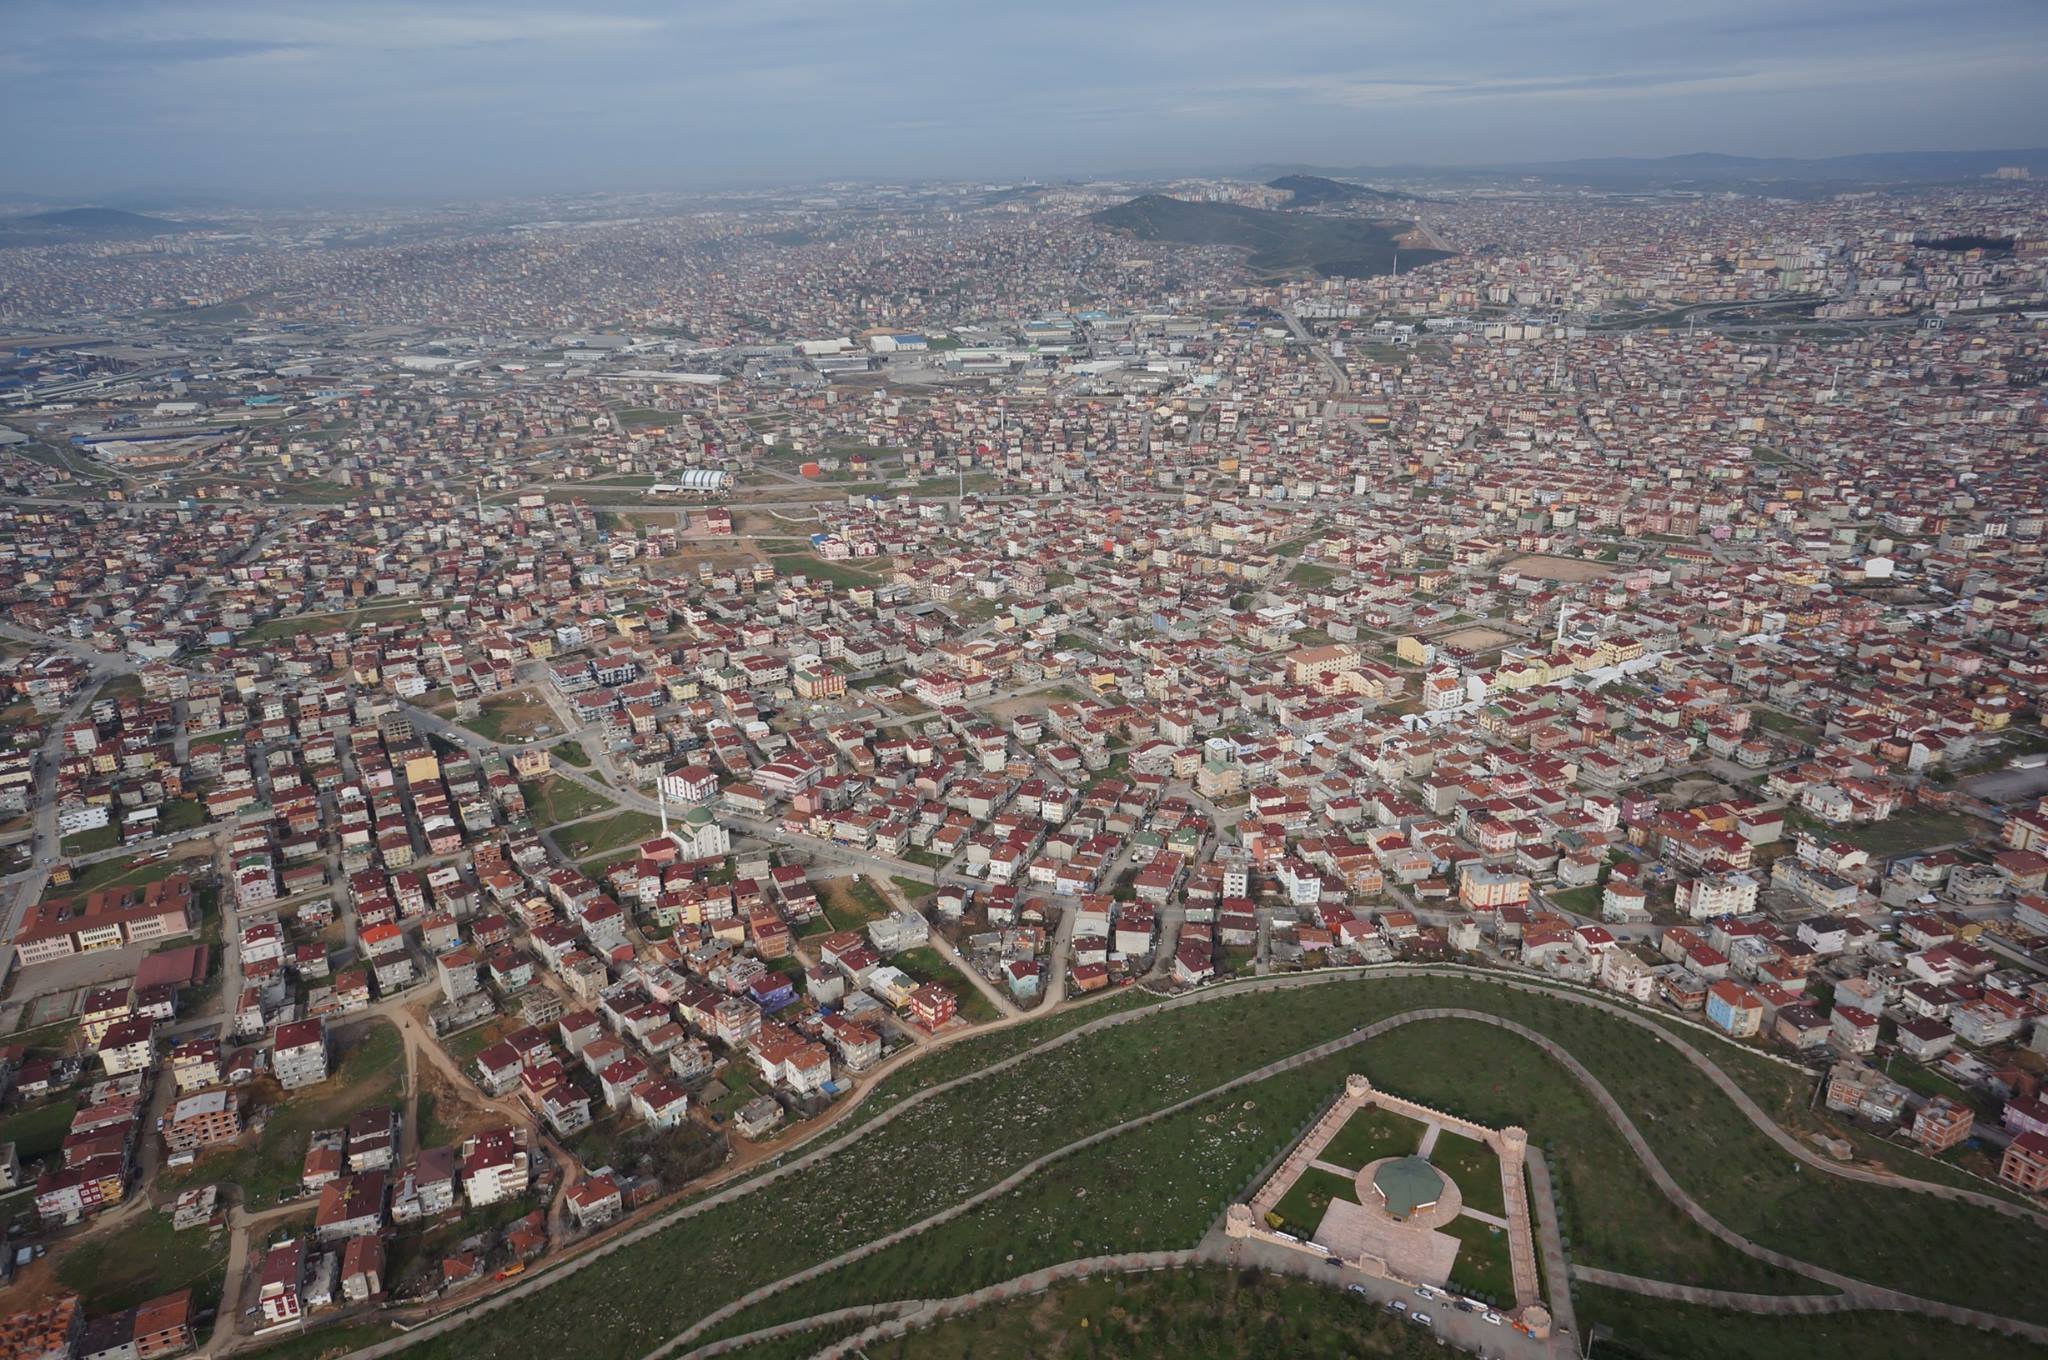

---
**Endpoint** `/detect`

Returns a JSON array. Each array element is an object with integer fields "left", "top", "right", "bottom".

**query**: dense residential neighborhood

[{"left": 0, "top": 163, "right": 2046, "bottom": 1360}]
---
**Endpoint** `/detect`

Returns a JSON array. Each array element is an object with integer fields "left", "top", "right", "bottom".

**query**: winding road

[{"left": 280, "top": 964, "right": 2048, "bottom": 1360}]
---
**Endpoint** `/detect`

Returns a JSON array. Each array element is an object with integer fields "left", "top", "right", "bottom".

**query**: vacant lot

[
  {"left": 893, "top": 945, "right": 999, "bottom": 1025},
  {"left": 815, "top": 875, "right": 895, "bottom": 930},
  {"left": 1505, "top": 553, "right": 1614, "bottom": 583},
  {"left": 51, "top": 845, "right": 204, "bottom": 897},
  {"left": 466, "top": 690, "right": 559, "bottom": 743},
  {"left": 162, "top": 1019, "right": 405, "bottom": 1208},
  {"left": 520, "top": 776, "right": 615, "bottom": 828},
  {"left": 0, "top": 1098, "right": 78, "bottom": 1164},
  {"left": 769, "top": 553, "right": 889, "bottom": 589},
  {"left": 55, "top": 1207, "right": 230, "bottom": 1317},
  {"left": 238, "top": 603, "right": 422, "bottom": 644},
  {"left": 558, "top": 810, "right": 662, "bottom": 865},
  {"left": 1433, "top": 624, "right": 1514, "bottom": 651}
]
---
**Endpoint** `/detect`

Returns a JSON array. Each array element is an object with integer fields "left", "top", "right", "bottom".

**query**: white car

[
  {"left": 1483, "top": 1312, "right": 1503, "bottom": 1326},
  {"left": 1389, "top": 1300, "right": 1408, "bottom": 1313},
  {"left": 1411, "top": 1312, "right": 1433, "bottom": 1327}
]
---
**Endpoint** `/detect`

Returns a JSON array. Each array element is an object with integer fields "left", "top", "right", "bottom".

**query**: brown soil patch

[{"left": 1505, "top": 553, "right": 1614, "bottom": 583}]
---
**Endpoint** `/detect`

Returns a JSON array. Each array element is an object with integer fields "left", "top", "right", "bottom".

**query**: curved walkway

[
  {"left": 648, "top": 1014, "right": 1442, "bottom": 1359},
  {"left": 288, "top": 964, "right": 2047, "bottom": 1360},
  {"left": 1420, "top": 1012, "right": 2048, "bottom": 1344},
  {"left": 1509, "top": 978, "right": 2046, "bottom": 1229},
  {"left": 1571, "top": 1266, "right": 1871, "bottom": 1314},
  {"left": 701, "top": 1252, "right": 1197, "bottom": 1360},
  {"left": 662, "top": 1006, "right": 2048, "bottom": 1358}
]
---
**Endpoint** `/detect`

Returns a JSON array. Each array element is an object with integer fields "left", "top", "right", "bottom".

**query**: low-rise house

[
  {"left": 272, "top": 1018, "right": 328, "bottom": 1089},
  {"left": 257, "top": 1239, "right": 306, "bottom": 1326},
  {"left": 461, "top": 1128, "right": 530, "bottom": 1206}
]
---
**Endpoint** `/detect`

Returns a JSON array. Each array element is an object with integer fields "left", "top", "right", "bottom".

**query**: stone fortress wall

[{"left": 1231, "top": 1073, "right": 1549, "bottom": 1336}]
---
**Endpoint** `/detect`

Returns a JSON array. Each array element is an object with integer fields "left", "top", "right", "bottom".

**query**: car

[
  {"left": 1414, "top": 1286, "right": 1437, "bottom": 1300},
  {"left": 1483, "top": 1312, "right": 1503, "bottom": 1326},
  {"left": 1411, "top": 1312, "right": 1433, "bottom": 1327},
  {"left": 1388, "top": 1300, "right": 1408, "bottom": 1313},
  {"left": 1346, "top": 1284, "right": 1368, "bottom": 1296}
]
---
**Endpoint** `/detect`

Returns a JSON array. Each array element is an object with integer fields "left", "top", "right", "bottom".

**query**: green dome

[{"left": 1372, "top": 1156, "right": 1443, "bottom": 1220}]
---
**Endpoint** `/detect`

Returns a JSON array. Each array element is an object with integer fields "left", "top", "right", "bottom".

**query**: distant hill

[
  {"left": 1089, "top": 194, "right": 1447, "bottom": 279},
  {"left": 1268, "top": 174, "right": 1415, "bottom": 207},
  {"left": 1254, "top": 148, "right": 2048, "bottom": 196},
  {"left": 1516, "top": 148, "right": 2048, "bottom": 187},
  {"left": 0, "top": 206, "right": 199, "bottom": 247}
]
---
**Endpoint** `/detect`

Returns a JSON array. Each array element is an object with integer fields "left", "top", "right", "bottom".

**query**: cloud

[{"left": 2, "top": 0, "right": 2045, "bottom": 196}]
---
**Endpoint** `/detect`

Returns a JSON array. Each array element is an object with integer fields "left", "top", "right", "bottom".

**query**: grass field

[
  {"left": 699, "top": 1008, "right": 1812, "bottom": 1350},
  {"left": 244, "top": 1322, "right": 402, "bottom": 1360},
  {"left": 1572, "top": 1283, "right": 2048, "bottom": 1360},
  {"left": 1546, "top": 884, "right": 1601, "bottom": 915},
  {"left": 768, "top": 553, "right": 887, "bottom": 589},
  {"left": 378, "top": 975, "right": 2041, "bottom": 1360},
  {"left": 891, "top": 945, "right": 998, "bottom": 1024},
  {"left": 59, "top": 822, "right": 119, "bottom": 856},
  {"left": 0, "top": 1098, "right": 78, "bottom": 1164},
  {"left": 1355, "top": 1019, "right": 1814, "bottom": 1294},
  {"left": 881, "top": 1267, "right": 1443, "bottom": 1360},
  {"left": 55, "top": 1206, "right": 230, "bottom": 1316},
  {"left": 1271, "top": 1165, "right": 1359, "bottom": 1233},
  {"left": 1751, "top": 706, "right": 1823, "bottom": 745},
  {"left": 1440, "top": 1214, "right": 1514, "bottom": 1303},
  {"left": 1320, "top": 1104, "right": 1424, "bottom": 1170},
  {"left": 520, "top": 776, "right": 615, "bottom": 827},
  {"left": 558, "top": 811, "right": 662, "bottom": 864},
  {"left": 56, "top": 849, "right": 196, "bottom": 896},
  {"left": 1430, "top": 1129, "right": 1504, "bottom": 1218}
]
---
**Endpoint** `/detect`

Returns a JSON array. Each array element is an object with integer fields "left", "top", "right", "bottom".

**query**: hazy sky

[{"left": 5, "top": 0, "right": 2046, "bottom": 200}]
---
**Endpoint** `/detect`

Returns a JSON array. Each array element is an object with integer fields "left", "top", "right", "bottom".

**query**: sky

[{"left": 3, "top": 0, "right": 2046, "bottom": 201}]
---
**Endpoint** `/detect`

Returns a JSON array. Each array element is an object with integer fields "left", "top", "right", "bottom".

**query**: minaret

[{"left": 657, "top": 775, "right": 670, "bottom": 840}]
